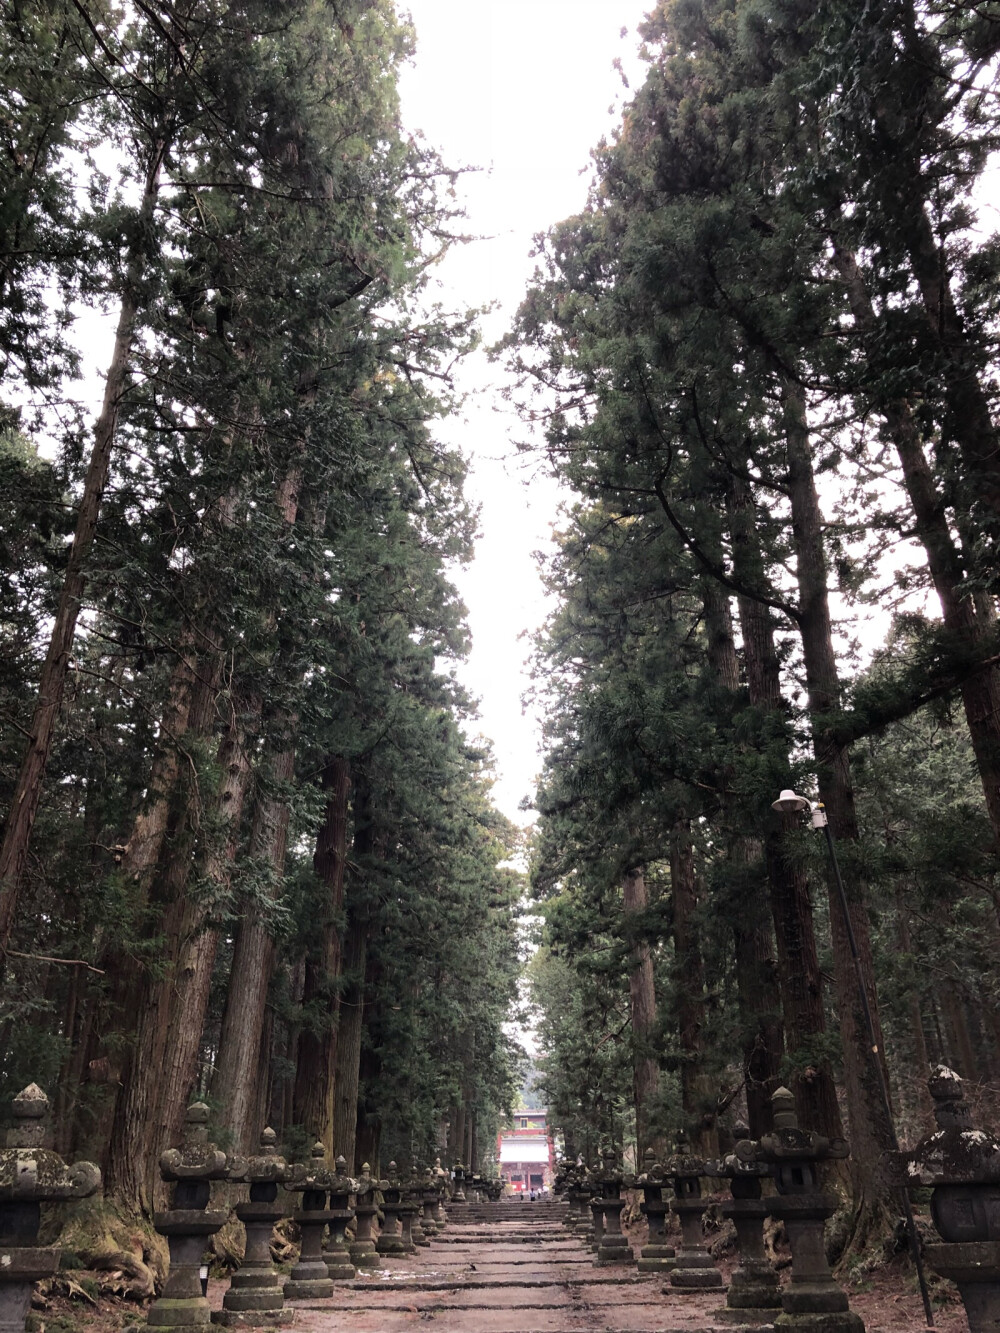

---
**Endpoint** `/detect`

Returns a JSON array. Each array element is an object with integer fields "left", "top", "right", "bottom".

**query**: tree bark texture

[
  {"left": 331, "top": 907, "right": 367, "bottom": 1172},
  {"left": 701, "top": 573, "right": 783, "bottom": 1137},
  {"left": 727, "top": 476, "right": 844, "bottom": 1140},
  {"left": 670, "top": 819, "right": 714, "bottom": 1150},
  {"left": 783, "top": 379, "right": 897, "bottom": 1214},
  {"left": 293, "top": 757, "right": 351, "bottom": 1149},
  {"left": 622, "top": 865, "right": 662, "bottom": 1159}
]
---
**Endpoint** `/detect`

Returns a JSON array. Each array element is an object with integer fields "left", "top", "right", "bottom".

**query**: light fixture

[{"left": 771, "top": 788, "right": 810, "bottom": 814}]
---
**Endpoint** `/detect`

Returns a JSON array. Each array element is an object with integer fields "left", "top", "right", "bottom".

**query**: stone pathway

[{"left": 278, "top": 1198, "right": 741, "bottom": 1332}]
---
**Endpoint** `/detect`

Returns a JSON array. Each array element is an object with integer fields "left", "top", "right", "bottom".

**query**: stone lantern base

[
  {"left": 926, "top": 1240, "right": 1000, "bottom": 1333},
  {"left": 0, "top": 1245, "right": 59, "bottom": 1333}
]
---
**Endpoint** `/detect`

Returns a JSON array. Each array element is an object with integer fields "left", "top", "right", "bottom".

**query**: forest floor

[{"left": 31, "top": 1198, "right": 970, "bottom": 1332}]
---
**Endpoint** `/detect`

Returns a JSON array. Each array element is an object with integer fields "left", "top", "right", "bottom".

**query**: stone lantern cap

[
  {"left": 328, "top": 1155, "right": 357, "bottom": 1198},
  {"left": 227, "top": 1126, "right": 289, "bottom": 1186},
  {"left": 159, "top": 1102, "right": 228, "bottom": 1181},
  {"left": 737, "top": 1087, "right": 849, "bottom": 1166},
  {"left": 902, "top": 1067, "right": 1000, "bottom": 1187},
  {"left": 285, "top": 1141, "right": 343, "bottom": 1193},
  {"left": 709, "top": 1121, "right": 771, "bottom": 1179},
  {"left": 636, "top": 1147, "right": 667, "bottom": 1187},
  {"left": 356, "top": 1162, "right": 385, "bottom": 1198},
  {"left": 0, "top": 1084, "right": 101, "bottom": 1202},
  {"left": 664, "top": 1128, "right": 710, "bottom": 1181}
]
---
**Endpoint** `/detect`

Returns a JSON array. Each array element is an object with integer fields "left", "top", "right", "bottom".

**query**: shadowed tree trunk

[
  {"left": 726, "top": 475, "right": 844, "bottom": 1141},
  {"left": 622, "top": 865, "right": 662, "bottom": 1158},
  {"left": 293, "top": 757, "right": 351, "bottom": 1149},
  {"left": 701, "top": 572, "right": 783, "bottom": 1137},
  {"left": 783, "top": 378, "right": 896, "bottom": 1229}
]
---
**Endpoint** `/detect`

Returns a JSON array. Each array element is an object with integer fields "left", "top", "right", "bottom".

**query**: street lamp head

[{"left": 772, "top": 788, "right": 811, "bottom": 814}]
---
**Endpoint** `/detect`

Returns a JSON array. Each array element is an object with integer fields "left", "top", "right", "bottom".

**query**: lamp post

[{"left": 772, "top": 789, "right": 935, "bottom": 1329}]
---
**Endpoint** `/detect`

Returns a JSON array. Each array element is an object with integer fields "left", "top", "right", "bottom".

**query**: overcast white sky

[{"left": 397, "top": 2, "right": 650, "bottom": 825}]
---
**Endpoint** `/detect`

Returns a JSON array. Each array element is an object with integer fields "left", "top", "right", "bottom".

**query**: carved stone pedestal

[
  {"left": 283, "top": 1143, "right": 336, "bottom": 1300},
  {"left": 376, "top": 1163, "right": 410, "bottom": 1258},
  {"left": 710, "top": 1127, "right": 781, "bottom": 1325},
  {"left": 665, "top": 1134, "right": 723, "bottom": 1292},
  {"left": 349, "top": 1166, "right": 381, "bottom": 1269},
  {"left": 150, "top": 1105, "right": 228, "bottom": 1332},
  {"left": 215, "top": 1128, "right": 291, "bottom": 1327},
  {"left": 0, "top": 1084, "right": 100, "bottom": 1333},
  {"left": 636, "top": 1150, "right": 675, "bottom": 1275}
]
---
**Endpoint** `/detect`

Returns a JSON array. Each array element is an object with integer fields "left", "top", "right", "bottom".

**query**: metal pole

[{"left": 819, "top": 813, "right": 935, "bottom": 1329}]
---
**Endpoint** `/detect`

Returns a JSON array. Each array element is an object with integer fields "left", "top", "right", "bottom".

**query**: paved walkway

[{"left": 280, "top": 1198, "right": 741, "bottom": 1333}]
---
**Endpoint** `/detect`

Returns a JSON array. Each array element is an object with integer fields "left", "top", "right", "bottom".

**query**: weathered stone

[
  {"left": 0, "top": 1084, "right": 100, "bottom": 1333},
  {"left": 323, "top": 1156, "right": 357, "bottom": 1280},
  {"left": 594, "top": 1148, "right": 632, "bottom": 1265},
  {"left": 349, "top": 1164, "right": 382, "bottom": 1268},
  {"left": 741, "top": 1086, "right": 864, "bottom": 1332},
  {"left": 709, "top": 1122, "right": 781, "bottom": 1324},
  {"left": 214, "top": 1127, "right": 292, "bottom": 1327},
  {"left": 283, "top": 1142, "right": 336, "bottom": 1300},
  {"left": 150, "top": 1103, "right": 229, "bottom": 1333},
  {"left": 451, "top": 1162, "right": 467, "bottom": 1205},
  {"left": 376, "top": 1162, "right": 412, "bottom": 1257},
  {"left": 635, "top": 1148, "right": 676, "bottom": 1274},
  {"left": 900, "top": 1066, "right": 1000, "bottom": 1333},
  {"left": 664, "top": 1131, "right": 724, "bottom": 1292}
]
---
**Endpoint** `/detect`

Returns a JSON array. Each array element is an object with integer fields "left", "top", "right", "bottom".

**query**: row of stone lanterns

[
  {"left": 557, "top": 1088, "right": 868, "bottom": 1329},
  {"left": 0, "top": 1084, "right": 479, "bottom": 1333}
]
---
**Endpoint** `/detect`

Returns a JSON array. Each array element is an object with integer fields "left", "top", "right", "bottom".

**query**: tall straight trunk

[
  {"left": 211, "top": 467, "right": 303, "bottom": 1153},
  {"left": 701, "top": 574, "right": 783, "bottom": 1137},
  {"left": 331, "top": 910, "right": 367, "bottom": 1172},
  {"left": 293, "top": 757, "right": 351, "bottom": 1148},
  {"left": 670, "top": 818, "right": 714, "bottom": 1151},
  {"left": 831, "top": 238, "right": 1000, "bottom": 847},
  {"left": 452, "top": 1103, "right": 467, "bottom": 1168},
  {"left": 145, "top": 707, "right": 254, "bottom": 1187},
  {"left": 783, "top": 378, "right": 896, "bottom": 1220},
  {"left": 212, "top": 737, "right": 296, "bottom": 1151},
  {"left": 470, "top": 1113, "right": 479, "bottom": 1175},
  {"left": 727, "top": 476, "right": 843, "bottom": 1140},
  {"left": 622, "top": 866, "right": 662, "bottom": 1158},
  {"left": 0, "top": 144, "right": 166, "bottom": 954}
]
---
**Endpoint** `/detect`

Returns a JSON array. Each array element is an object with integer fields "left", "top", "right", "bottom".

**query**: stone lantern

[
  {"left": 418, "top": 1163, "right": 440, "bottom": 1238},
  {"left": 431, "top": 1157, "right": 449, "bottom": 1229},
  {"left": 375, "top": 1162, "right": 410, "bottom": 1257},
  {"left": 636, "top": 1148, "right": 675, "bottom": 1274},
  {"left": 901, "top": 1066, "right": 1000, "bottom": 1333},
  {"left": 349, "top": 1164, "right": 382, "bottom": 1269},
  {"left": 283, "top": 1142, "right": 336, "bottom": 1300},
  {"left": 566, "top": 1165, "right": 591, "bottom": 1235},
  {"left": 595, "top": 1148, "right": 631, "bottom": 1265},
  {"left": 323, "top": 1155, "right": 357, "bottom": 1280},
  {"left": 708, "top": 1121, "right": 781, "bottom": 1325},
  {"left": 738, "top": 1086, "right": 863, "bottom": 1331},
  {"left": 150, "top": 1101, "right": 230, "bottom": 1331},
  {"left": 0, "top": 1083, "right": 101, "bottom": 1333},
  {"left": 406, "top": 1166, "right": 429, "bottom": 1248},
  {"left": 664, "top": 1130, "right": 724, "bottom": 1291},
  {"left": 451, "top": 1162, "right": 467, "bottom": 1204},
  {"left": 214, "top": 1126, "right": 291, "bottom": 1328}
]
